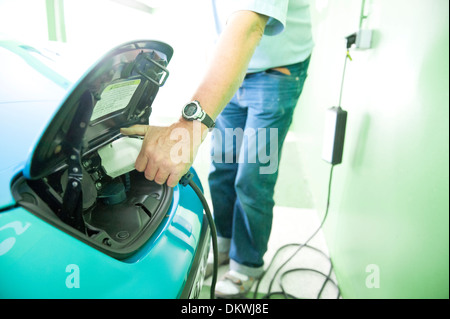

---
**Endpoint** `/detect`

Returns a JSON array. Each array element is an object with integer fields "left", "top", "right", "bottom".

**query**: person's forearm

[
  {"left": 189, "top": 10, "right": 268, "bottom": 122},
  {"left": 121, "top": 11, "right": 268, "bottom": 187}
]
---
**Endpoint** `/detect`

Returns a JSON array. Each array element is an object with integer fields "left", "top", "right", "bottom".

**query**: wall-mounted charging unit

[
  {"left": 322, "top": 106, "right": 347, "bottom": 165},
  {"left": 346, "top": 30, "right": 372, "bottom": 50},
  {"left": 355, "top": 0, "right": 373, "bottom": 50},
  {"left": 356, "top": 29, "right": 372, "bottom": 49}
]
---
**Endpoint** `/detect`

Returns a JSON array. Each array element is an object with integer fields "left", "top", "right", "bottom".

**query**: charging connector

[
  {"left": 97, "top": 137, "right": 143, "bottom": 178},
  {"left": 346, "top": 33, "right": 357, "bottom": 49}
]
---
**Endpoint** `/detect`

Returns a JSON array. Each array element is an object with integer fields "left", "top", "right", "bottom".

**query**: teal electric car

[{"left": 0, "top": 39, "right": 211, "bottom": 298}]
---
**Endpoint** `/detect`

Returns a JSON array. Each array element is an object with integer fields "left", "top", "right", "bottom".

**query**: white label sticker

[{"left": 90, "top": 79, "right": 141, "bottom": 121}]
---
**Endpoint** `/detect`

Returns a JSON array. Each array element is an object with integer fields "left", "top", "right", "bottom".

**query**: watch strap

[{"left": 199, "top": 108, "right": 215, "bottom": 128}]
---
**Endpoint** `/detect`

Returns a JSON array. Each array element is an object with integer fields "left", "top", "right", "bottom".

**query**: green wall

[{"left": 292, "top": 0, "right": 449, "bottom": 298}]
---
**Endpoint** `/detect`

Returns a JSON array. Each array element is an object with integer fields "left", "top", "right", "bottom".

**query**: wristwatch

[{"left": 181, "top": 100, "right": 215, "bottom": 128}]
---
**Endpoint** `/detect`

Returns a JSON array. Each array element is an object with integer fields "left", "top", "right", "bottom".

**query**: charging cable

[
  {"left": 253, "top": 45, "right": 353, "bottom": 299},
  {"left": 253, "top": 165, "right": 340, "bottom": 299},
  {"left": 180, "top": 172, "right": 218, "bottom": 300}
]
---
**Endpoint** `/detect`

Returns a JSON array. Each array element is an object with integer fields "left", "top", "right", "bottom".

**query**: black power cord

[
  {"left": 180, "top": 172, "right": 218, "bottom": 300},
  {"left": 254, "top": 45, "right": 353, "bottom": 299},
  {"left": 252, "top": 165, "right": 340, "bottom": 299}
]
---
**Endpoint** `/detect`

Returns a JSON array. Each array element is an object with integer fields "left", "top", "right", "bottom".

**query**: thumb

[{"left": 120, "top": 124, "right": 149, "bottom": 136}]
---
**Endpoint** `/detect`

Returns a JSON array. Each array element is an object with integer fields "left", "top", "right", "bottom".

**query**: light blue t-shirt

[{"left": 211, "top": 0, "right": 314, "bottom": 73}]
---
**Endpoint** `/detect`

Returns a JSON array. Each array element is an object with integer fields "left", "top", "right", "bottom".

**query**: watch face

[{"left": 184, "top": 103, "right": 198, "bottom": 117}]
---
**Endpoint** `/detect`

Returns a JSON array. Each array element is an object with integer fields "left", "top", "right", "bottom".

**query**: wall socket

[{"left": 356, "top": 29, "right": 373, "bottom": 49}]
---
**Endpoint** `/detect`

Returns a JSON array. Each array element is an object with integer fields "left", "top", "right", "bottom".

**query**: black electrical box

[{"left": 322, "top": 107, "right": 348, "bottom": 165}]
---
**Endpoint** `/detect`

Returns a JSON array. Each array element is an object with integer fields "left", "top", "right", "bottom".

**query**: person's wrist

[{"left": 177, "top": 117, "right": 209, "bottom": 142}]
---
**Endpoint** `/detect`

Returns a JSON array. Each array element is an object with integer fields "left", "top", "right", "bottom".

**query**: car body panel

[
  {"left": 0, "top": 40, "right": 71, "bottom": 210},
  {"left": 0, "top": 101, "right": 61, "bottom": 209},
  {"left": 0, "top": 172, "right": 205, "bottom": 298}
]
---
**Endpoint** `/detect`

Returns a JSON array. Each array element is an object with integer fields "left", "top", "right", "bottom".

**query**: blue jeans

[{"left": 208, "top": 57, "right": 310, "bottom": 277}]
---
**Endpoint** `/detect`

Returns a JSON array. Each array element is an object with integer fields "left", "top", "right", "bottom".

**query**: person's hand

[{"left": 120, "top": 119, "right": 207, "bottom": 187}]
